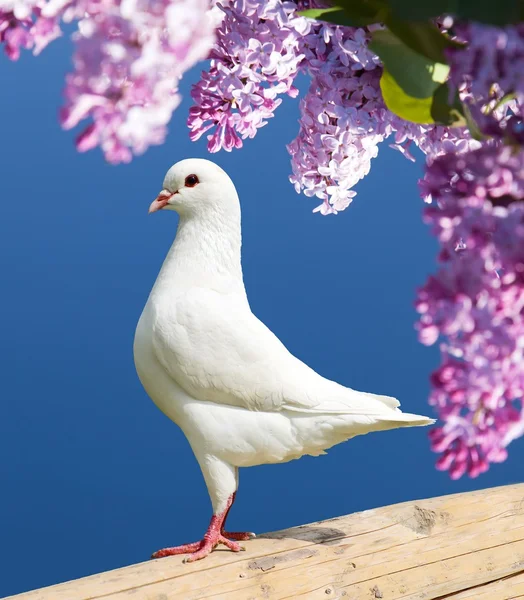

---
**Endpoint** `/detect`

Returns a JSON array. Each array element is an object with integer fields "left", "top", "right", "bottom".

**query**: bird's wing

[{"left": 151, "top": 287, "right": 399, "bottom": 415}]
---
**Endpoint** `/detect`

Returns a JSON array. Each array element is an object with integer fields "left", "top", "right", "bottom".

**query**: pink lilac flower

[
  {"left": 0, "top": 1, "right": 62, "bottom": 59},
  {"left": 1, "top": 0, "right": 218, "bottom": 161},
  {"left": 416, "top": 144, "right": 524, "bottom": 479},
  {"left": 60, "top": 0, "right": 216, "bottom": 163},
  {"left": 288, "top": 65, "right": 383, "bottom": 214},
  {"left": 447, "top": 22, "right": 524, "bottom": 141},
  {"left": 287, "top": 16, "right": 477, "bottom": 214},
  {"left": 285, "top": 19, "right": 384, "bottom": 214},
  {"left": 188, "top": 0, "right": 309, "bottom": 153},
  {"left": 448, "top": 23, "right": 524, "bottom": 107},
  {"left": 388, "top": 119, "right": 481, "bottom": 168},
  {"left": 2, "top": 0, "right": 477, "bottom": 198}
]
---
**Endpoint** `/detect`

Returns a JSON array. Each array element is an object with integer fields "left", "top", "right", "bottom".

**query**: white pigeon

[{"left": 134, "top": 158, "right": 435, "bottom": 563}]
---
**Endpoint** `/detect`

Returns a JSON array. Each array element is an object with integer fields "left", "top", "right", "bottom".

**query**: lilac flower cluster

[
  {"left": 287, "top": 26, "right": 385, "bottom": 214},
  {"left": 1, "top": 0, "right": 217, "bottom": 162},
  {"left": 187, "top": 1, "right": 473, "bottom": 214},
  {"left": 188, "top": 0, "right": 308, "bottom": 153},
  {"left": 62, "top": 0, "right": 218, "bottom": 163},
  {"left": 0, "top": 0, "right": 62, "bottom": 59},
  {"left": 416, "top": 144, "right": 524, "bottom": 478},
  {"left": 189, "top": 0, "right": 380, "bottom": 213},
  {"left": 411, "top": 23, "right": 524, "bottom": 479},
  {"left": 1, "top": 0, "right": 478, "bottom": 200},
  {"left": 447, "top": 22, "right": 524, "bottom": 141},
  {"left": 287, "top": 34, "right": 478, "bottom": 214},
  {"left": 448, "top": 23, "right": 524, "bottom": 107}
]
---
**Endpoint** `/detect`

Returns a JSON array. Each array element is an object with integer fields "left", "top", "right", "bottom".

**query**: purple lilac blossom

[
  {"left": 0, "top": 1, "right": 62, "bottom": 59},
  {"left": 187, "top": 0, "right": 308, "bottom": 154},
  {"left": 1, "top": 0, "right": 476, "bottom": 198},
  {"left": 416, "top": 144, "right": 524, "bottom": 479},
  {"left": 287, "top": 21, "right": 478, "bottom": 214},
  {"left": 1, "top": 0, "right": 218, "bottom": 161},
  {"left": 287, "top": 25, "right": 478, "bottom": 213},
  {"left": 187, "top": 1, "right": 476, "bottom": 214},
  {"left": 447, "top": 22, "right": 524, "bottom": 141},
  {"left": 287, "top": 24, "right": 384, "bottom": 214},
  {"left": 448, "top": 23, "right": 524, "bottom": 108},
  {"left": 414, "top": 21, "right": 524, "bottom": 479},
  {"left": 60, "top": 0, "right": 217, "bottom": 163}
]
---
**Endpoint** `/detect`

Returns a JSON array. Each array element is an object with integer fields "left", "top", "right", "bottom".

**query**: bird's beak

[{"left": 149, "top": 189, "right": 174, "bottom": 213}]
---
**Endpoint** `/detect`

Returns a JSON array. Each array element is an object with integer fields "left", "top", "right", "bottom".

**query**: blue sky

[{"left": 1, "top": 35, "right": 523, "bottom": 597}]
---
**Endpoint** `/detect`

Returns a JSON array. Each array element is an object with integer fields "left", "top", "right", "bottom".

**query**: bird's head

[{"left": 149, "top": 158, "right": 238, "bottom": 218}]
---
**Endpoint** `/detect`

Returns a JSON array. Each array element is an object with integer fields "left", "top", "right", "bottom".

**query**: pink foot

[
  {"left": 219, "top": 492, "right": 256, "bottom": 542},
  {"left": 152, "top": 534, "right": 244, "bottom": 562},
  {"left": 151, "top": 493, "right": 254, "bottom": 563},
  {"left": 151, "top": 541, "right": 202, "bottom": 558}
]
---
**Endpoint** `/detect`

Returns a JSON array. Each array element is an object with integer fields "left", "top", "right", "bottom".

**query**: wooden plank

[
  {"left": 4, "top": 484, "right": 524, "bottom": 600},
  {"left": 450, "top": 571, "right": 524, "bottom": 600}
]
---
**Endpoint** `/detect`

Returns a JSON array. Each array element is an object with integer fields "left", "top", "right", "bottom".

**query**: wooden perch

[{"left": 5, "top": 484, "right": 524, "bottom": 600}]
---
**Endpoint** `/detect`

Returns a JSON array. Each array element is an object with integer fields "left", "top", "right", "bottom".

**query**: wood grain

[{"left": 5, "top": 484, "right": 524, "bottom": 600}]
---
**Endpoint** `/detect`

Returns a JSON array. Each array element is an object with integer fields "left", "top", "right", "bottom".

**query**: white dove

[{"left": 134, "top": 158, "right": 434, "bottom": 563}]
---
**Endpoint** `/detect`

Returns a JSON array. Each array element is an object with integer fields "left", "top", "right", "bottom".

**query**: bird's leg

[
  {"left": 151, "top": 493, "right": 246, "bottom": 562},
  {"left": 220, "top": 492, "right": 256, "bottom": 541},
  {"left": 152, "top": 459, "right": 255, "bottom": 562}
]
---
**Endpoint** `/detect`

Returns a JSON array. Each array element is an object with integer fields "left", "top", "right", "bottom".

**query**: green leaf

[
  {"left": 462, "top": 103, "right": 484, "bottom": 140},
  {"left": 298, "top": 7, "right": 341, "bottom": 19},
  {"left": 384, "top": 19, "right": 461, "bottom": 64},
  {"left": 302, "top": 0, "right": 524, "bottom": 28},
  {"left": 369, "top": 29, "right": 449, "bottom": 99},
  {"left": 430, "top": 82, "right": 467, "bottom": 126},
  {"left": 332, "top": 0, "right": 390, "bottom": 26},
  {"left": 370, "top": 28, "right": 452, "bottom": 124},
  {"left": 380, "top": 69, "right": 435, "bottom": 123},
  {"left": 385, "top": 0, "right": 524, "bottom": 26},
  {"left": 454, "top": 0, "right": 523, "bottom": 26},
  {"left": 299, "top": 2, "right": 390, "bottom": 27},
  {"left": 298, "top": 7, "right": 359, "bottom": 28},
  {"left": 384, "top": 0, "right": 447, "bottom": 21},
  {"left": 490, "top": 92, "right": 517, "bottom": 113}
]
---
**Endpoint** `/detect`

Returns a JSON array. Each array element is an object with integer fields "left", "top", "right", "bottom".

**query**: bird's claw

[
  {"left": 151, "top": 495, "right": 254, "bottom": 562},
  {"left": 154, "top": 533, "right": 249, "bottom": 563}
]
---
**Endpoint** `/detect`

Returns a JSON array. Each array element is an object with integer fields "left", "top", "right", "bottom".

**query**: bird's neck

[{"left": 153, "top": 211, "right": 246, "bottom": 297}]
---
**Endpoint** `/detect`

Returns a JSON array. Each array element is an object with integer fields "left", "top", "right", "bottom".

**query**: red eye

[{"left": 185, "top": 174, "right": 199, "bottom": 187}]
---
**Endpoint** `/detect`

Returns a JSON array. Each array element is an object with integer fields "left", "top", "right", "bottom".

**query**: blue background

[{"left": 1, "top": 34, "right": 523, "bottom": 598}]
